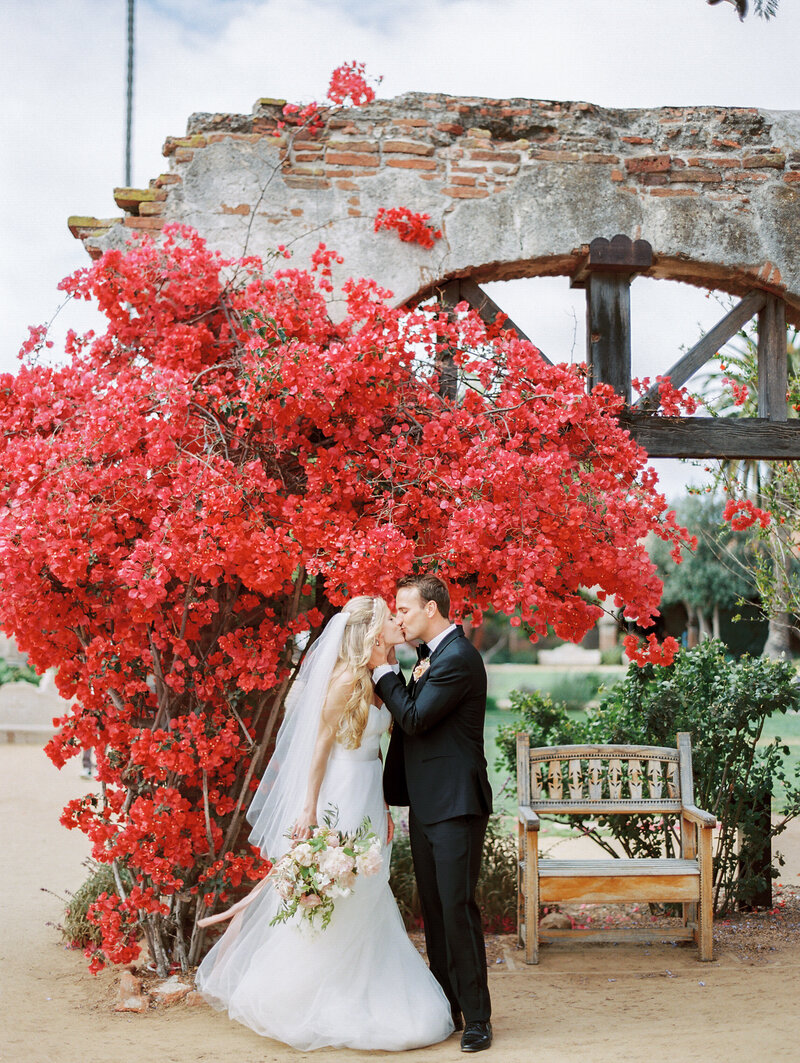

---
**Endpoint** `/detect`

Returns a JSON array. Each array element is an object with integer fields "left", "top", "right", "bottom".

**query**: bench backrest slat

[{"left": 517, "top": 733, "right": 692, "bottom": 814}]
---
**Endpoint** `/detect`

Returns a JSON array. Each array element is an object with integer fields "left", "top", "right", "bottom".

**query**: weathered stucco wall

[{"left": 70, "top": 92, "right": 800, "bottom": 322}]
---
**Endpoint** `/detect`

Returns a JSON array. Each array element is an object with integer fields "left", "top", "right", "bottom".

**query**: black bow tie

[{"left": 416, "top": 642, "right": 430, "bottom": 660}]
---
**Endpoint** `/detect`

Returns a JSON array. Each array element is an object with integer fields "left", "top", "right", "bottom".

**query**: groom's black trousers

[{"left": 409, "top": 809, "right": 491, "bottom": 1023}]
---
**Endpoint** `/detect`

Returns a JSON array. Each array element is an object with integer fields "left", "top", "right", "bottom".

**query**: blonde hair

[{"left": 333, "top": 596, "right": 389, "bottom": 749}]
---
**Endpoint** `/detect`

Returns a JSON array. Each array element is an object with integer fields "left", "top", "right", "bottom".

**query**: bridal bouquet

[{"left": 268, "top": 808, "right": 383, "bottom": 930}]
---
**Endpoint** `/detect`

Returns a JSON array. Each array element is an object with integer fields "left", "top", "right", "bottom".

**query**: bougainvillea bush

[{"left": 0, "top": 224, "right": 690, "bottom": 974}]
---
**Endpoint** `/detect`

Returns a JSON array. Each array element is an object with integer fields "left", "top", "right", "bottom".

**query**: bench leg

[
  {"left": 681, "top": 811, "right": 698, "bottom": 932},
  {"left": 524, "top": 828, "right": 539, "bottom": 964},
  {"left": 697, "top": 825, "right": 713, "bottom": 961},
  {"left": 517, "top": 820, "right": 525, "bottom": 951}
]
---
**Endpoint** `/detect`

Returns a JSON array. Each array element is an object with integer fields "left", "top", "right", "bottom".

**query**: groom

[{"left": 372, "top": 574, "right": 493, "bottom": 1053}]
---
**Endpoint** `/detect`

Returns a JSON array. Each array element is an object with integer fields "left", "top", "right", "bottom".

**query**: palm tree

[
  {"left": 698, "top": 314, "right": 800, "bottom": 656},
  {"left": 707, "top": 0, "right": 780, "bottom": 19},
  {"left": 650, "top": 495, "right": 757, "bottom": 645}
]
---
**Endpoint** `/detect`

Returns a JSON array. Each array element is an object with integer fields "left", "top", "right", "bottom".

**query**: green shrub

[
  {"left": 498, "top": 640, "right": 800, "bottom": 914},
  {"left": 389, "top": 814, "right": 517, "bottom": 932},
  {"left": 388, "top": 818, "right": 420, "bottom": 928},
  {"left": 475, "top": 816, "right": 517, "bottom": 932},
  {"left": 62, "top": 861, "right": 133, "bottom": 947},
  {"left": 534, "top": 670, "right": 604, "bottom": 709},
  {"left": 496, "top": 689, "right": 587, "bottom": 774},
  {"left": 600, "top": 645, "right": 624, "bottom": 666},
  {"left": 0, "top": 659, "right": 39, "bottom": 686}
]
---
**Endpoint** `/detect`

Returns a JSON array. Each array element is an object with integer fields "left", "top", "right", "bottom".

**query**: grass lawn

[
  {"left": 761, "top": 710, "right": 800, "bottom": 810},
  {"left": 485, "top": 663, "right": 626, "bottom": 705}
]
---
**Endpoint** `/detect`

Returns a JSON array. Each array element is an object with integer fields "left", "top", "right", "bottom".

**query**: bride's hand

[
  {"left": 290, "top": 809, "right": 316, "bottom": 841},
  {"left": 368, "top": 634, "right": 389, "bottom": 670}
]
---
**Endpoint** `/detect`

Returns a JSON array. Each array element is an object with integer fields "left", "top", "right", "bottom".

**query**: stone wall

[{"left": 70, "top": 92, "right": 800, "bottom": 322}]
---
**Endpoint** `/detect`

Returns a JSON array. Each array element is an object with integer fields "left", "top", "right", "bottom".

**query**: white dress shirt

[{"left": 424, "top": 623, "right": 457, "bottom": 655}]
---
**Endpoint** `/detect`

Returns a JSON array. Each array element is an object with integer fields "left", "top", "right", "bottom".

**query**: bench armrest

[
  {"left": 681, "top": 803, "right": 716, "bottom": 828},
  {"left": 518, "top": 804, "right": 540, "bottom": 832}
]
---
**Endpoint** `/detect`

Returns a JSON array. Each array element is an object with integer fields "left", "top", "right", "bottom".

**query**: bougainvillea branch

[{"left": 0, "top": 225, "right": 688, "bottom": 974}]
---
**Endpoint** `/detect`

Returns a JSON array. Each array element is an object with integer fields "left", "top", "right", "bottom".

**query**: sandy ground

[{"left": 4, "top": 744, "right": 800, "bottom": 1063}]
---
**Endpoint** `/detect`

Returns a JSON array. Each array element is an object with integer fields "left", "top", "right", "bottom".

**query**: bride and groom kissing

[{"left": 197, "top": 573, "right": 494, "bottom": 1053}]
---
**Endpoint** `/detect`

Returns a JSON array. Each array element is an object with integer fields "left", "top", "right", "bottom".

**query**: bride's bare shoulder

[
  {"left": 328, "top": 666, "right": 356, "bottom": 691},
  {"left": 322, "top": 668, "right": 355, "bottom": 717}
]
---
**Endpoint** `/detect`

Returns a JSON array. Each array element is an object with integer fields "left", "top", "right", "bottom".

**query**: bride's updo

[{"left": 334, "top": 596, "right": 389, "bottom": 749}]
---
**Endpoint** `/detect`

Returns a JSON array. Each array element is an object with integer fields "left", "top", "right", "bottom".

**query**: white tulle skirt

[{"left": 196, "top": 750, "right": 454, "bottom": 1051}]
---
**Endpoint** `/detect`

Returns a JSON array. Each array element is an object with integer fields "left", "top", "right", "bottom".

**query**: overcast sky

[{"left": 3, "top": 0, "right": 799, "bottom": 496}]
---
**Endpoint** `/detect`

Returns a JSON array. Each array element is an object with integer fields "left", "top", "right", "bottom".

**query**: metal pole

[{"left": 125, "top": 0, "right": 135, "bottom": 186}]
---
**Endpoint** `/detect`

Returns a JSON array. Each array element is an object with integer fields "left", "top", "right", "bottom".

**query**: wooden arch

[{"left": 425, "top": 236, "right": 798, "bottom": 459}]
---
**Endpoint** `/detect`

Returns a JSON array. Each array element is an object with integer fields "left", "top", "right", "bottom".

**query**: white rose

[{"left": 293, "top": 842, "right": 315, "bottom": 867}]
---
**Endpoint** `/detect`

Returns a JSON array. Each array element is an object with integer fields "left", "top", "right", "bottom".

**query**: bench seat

[{"left": 539, "top": 858, "right": 700, "bottom": 903}]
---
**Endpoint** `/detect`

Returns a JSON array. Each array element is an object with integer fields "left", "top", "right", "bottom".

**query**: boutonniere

[{"left": 412, "top": 658, "right": 431, "bottom": 682}]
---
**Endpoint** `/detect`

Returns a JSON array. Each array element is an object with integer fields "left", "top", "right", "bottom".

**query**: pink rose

[
  {"left": 276, "top": 877, "right": 294, "bottom": 900},
  {"left": 338, "top": 870, "right": 356, "bottom": 891},
  {"left": 318, "top": 848, "right": 355, "bottom": 879},
  {"left": 298, "top": 892, "right": 322, "bottom": 909}
]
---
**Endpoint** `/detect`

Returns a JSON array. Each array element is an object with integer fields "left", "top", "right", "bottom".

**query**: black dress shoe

[
  {"left": 461, "top": 1021, "right": 492, "bottom": 1052},
  {"left": 451, "top": 1008, "right": 464, "bottom": 1031}
]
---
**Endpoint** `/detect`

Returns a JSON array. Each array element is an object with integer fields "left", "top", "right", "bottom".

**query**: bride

[{"left": 195, "top": 596, "right": 455, "bottom": 1051}]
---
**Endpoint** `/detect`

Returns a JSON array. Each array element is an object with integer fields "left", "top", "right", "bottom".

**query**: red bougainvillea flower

[
  {"left": 276, "top": 60, "right": 379, "bottom": 136},
  {"left": 623, "top": 633, "right": 680, "bottom": 667},
  {"left": 723, "top": 497, "right": 771, "bottom": 531},
  {"left": 374, "top": 207, "right": 443, "bottom": 250},
  {"left": 327, "top": 60, "right": 379, "bottom": 107}
]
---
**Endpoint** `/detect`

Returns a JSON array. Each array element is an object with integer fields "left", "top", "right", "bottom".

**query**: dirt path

[{"left": 3, "top": 743, "right": 800, "bottom": 1063}]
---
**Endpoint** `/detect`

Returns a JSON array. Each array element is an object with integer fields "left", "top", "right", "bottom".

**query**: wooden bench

[{"left": 516, "top": 731, "right": 715, "bottom": 963}]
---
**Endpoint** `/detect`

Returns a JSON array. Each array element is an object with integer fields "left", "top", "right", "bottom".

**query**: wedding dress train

[{"left": 196, "top": 704, "right": 454, "bottom": 1051}]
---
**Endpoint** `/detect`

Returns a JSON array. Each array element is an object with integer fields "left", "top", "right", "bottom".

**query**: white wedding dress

[{"left": 196, "top": 704, "right": 454, "bottom": 1051}]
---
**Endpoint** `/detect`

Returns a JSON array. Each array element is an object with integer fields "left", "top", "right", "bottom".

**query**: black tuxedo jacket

[{"left": 377, "top": 627, "right": 493, "bottom": 825}]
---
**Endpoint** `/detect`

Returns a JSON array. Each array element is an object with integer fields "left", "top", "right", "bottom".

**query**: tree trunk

[
  {"left": 685, "top": 602, "right": 699, "bottom": 648},
  {"left": 762, "top": 524, "right": 794, "bottom": 659}
]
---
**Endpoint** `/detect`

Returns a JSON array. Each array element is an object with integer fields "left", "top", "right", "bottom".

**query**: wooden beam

[
  {"left": 571, "top": 235, "right": 653, "bottom": 287},
  {"left": 573, "top": 237, "right": 653, "bottom": 403},
  {"left": 621, "top": 413, "right": 800, "bottom": 458},
  {"left": 586, "top": 273, "right": 632, "bottom": 402},
  {"left": 456, "top": 278, "right": 532, "bottom": 341},
  {"left": 635, "top": 290, "right": 767, "bottom": 410},
  {"left": 540, "top": 927, "right": 695, "bottom": 944},
  {"left": 436, "top": 279, "right": 553, "bottom": 363},
  {"left": 758, "top": 296, "right": 788, "bottom": 420}
]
